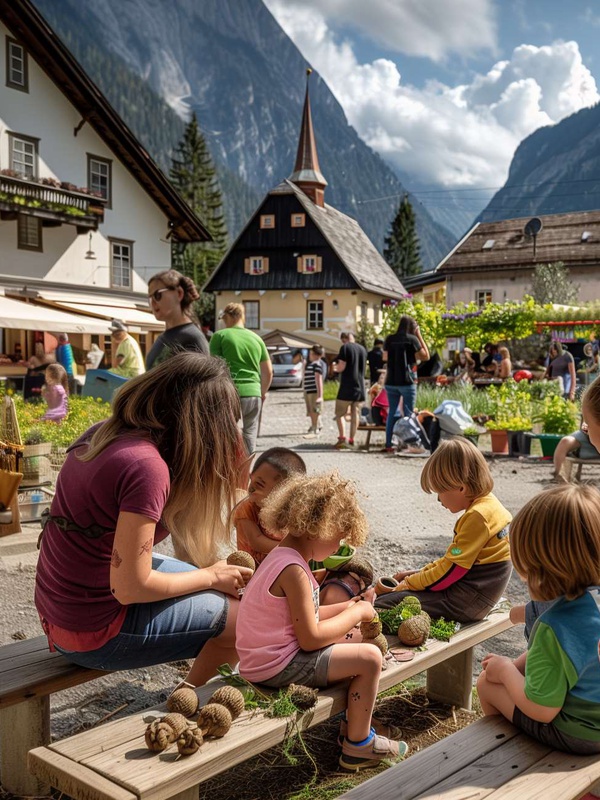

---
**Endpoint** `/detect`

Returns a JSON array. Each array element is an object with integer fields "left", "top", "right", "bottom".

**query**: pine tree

[
  {"left": 383, "top": 194, "right": 422, "bottom": 280},
  {"left": 170, "top": 113, "right": 228, "bottom": 321},
  {"left": 531, "top": 261, "right": 579, "bottom": 305}
]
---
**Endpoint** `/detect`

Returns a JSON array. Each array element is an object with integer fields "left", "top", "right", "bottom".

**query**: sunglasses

[{"left": 148, "top": 287, "right": 175, "bottom": 304}]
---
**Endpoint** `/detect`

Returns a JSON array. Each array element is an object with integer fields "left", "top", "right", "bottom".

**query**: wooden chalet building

[
  {"left": 204, "top": 73, "right": 406, "bottom": 353},
  {"left": 437, "top": 211, "right": 600, "bottom": 307}
]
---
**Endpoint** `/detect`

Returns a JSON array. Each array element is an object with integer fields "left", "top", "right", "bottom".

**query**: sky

[{"left": 263, "top": 0, "right": 600, "bottom": 204}]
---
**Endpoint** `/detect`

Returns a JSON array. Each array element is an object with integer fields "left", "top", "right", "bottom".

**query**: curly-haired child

[
  {"left": 375, "top": 438, "right": 512, "bottom": 622},
  {"left": 236, "top": 471, "right": 407, "bottom": 772},
  {"left": 477, "top": 484, "right": 600, "bottom": 776}
]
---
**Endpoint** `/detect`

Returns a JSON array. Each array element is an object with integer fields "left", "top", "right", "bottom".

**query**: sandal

[{"left": 339, "top": 732, "right": 408, "bottom": 772}]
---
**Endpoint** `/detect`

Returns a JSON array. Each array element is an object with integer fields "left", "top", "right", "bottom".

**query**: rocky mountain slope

[
  {"left": 33, "top": 0, "right": 455, "bottom": 267},
  {"left": 480, "top": 102, "right": 600, "bottom": 224}
]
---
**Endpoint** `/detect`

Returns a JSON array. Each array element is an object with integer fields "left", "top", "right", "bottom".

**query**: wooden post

[
  {"left": 426, "top": 646, "right": 473, "bottom": 710},
  {"left": 0, "top": 697, "right": 50, "bottom": 796}
]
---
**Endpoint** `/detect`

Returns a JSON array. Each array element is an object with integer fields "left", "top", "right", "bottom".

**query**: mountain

[
  {"left": 32, "top": 0, "right": 455, "bottom": 269},
  {"left": 479, "top": 102, "right": 600, "bottom": 224}
]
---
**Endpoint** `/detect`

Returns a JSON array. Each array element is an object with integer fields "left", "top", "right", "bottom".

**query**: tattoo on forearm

[
  {"left": 139, "top": 537, "right": 153, "bottom": 556},
  {"left": 111, "top": 548, "right": 122, "bottom": 568},
  {"left": 350, "top": 692, "right": 360, "bottom": 701}
]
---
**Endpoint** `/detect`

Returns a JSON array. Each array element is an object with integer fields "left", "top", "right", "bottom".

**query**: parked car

[{"left": 269, "top": 349, "right": 304, "bottom": 389}]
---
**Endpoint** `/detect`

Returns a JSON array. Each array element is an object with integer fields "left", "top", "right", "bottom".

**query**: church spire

[{"left": 289, "top": 68, "right": 327, "bottom": 207}]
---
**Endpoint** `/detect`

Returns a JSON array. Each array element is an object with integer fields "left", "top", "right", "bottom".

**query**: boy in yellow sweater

[{"left": 375, "top": 439, "right": 512, "bottom": 623}]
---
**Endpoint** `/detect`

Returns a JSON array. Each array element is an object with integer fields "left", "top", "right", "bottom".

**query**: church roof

[{"left": 288, "top": 74, "right": 327, "bottom": 190}]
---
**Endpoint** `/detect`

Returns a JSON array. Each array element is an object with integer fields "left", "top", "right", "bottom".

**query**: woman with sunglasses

[
  {"left": 35, "top": 353, "right": 253, "bottom": 687},
  {"left": 145, "top": 269, "right": 209, "bottom": 369}
]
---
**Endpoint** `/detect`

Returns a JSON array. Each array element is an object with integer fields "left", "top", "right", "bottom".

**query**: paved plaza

[{"left": 0, "top": 388, "right": 553, "bottom": 738}]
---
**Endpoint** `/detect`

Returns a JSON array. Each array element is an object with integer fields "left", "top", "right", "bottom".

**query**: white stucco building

[{"left": 0, "top": 0, "right": 209, "bottom": 361}]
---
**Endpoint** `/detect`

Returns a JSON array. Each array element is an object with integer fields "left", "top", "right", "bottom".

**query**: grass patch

[
  {"left": 199, "top": 684, "right": 481, "bottom": 800},
  {"left": 323, "top": 380, "right": 339, "bottom": 402}
]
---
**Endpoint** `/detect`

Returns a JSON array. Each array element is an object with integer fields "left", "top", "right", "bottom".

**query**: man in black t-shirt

[{"left": 333, "top": 332, "right": 367, "bottom": 449}]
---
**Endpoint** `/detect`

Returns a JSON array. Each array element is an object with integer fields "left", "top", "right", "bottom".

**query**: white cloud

[
  {"left": 265, "top": 0, "right": 498, "bottom": 62},
  {"left": 264, "top": 0, "right": 599, "bottom": 189}
]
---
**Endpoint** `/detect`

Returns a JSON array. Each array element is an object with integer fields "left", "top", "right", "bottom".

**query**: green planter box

[{"left": 532, "top": 433, "right": 563, "bottom": 457}]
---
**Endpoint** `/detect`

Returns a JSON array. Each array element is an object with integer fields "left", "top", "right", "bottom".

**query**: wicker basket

[{"left": 22, "top": 443, "right": 53, "bottom": 486}]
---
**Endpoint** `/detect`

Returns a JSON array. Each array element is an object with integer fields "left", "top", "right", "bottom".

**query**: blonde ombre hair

[
  {"left": 80, "top": 353, "right": 241, "bottom": 567},
  {"left": 259, "top": 471, "right": 368, "bottom": 546},
  {"left": 510, "top": 484, "right": 600, "bottom": 601},
  {"left": 420, "top": 438, "right": 493, "bottom": 498},
  {"left": 222, "top": 302, "right": 245, "bottom": 322}
]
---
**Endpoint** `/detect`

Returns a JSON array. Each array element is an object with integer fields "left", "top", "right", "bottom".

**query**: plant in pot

[
  {"left": 484, "top": 419, "right": 513, "bottom": 454},
  {"left": 532, "top": 396, "right": 579, "bottom": 457},
  {"left": 463, "top": 426, "right": 483, "bottom": 447},
  {"left": 503, "top": 415, "right": 534, "bottom": 457}
]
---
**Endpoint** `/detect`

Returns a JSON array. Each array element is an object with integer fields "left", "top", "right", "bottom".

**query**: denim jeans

[
  {"left": 53, "top": 553, "right": 229, "bottom": 671},
  {"left": 385, "top": 384, "right": 417, "bottom": 447}
]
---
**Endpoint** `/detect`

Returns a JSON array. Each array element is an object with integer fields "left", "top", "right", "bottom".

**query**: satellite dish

[{"left": 524, "top": 217, "right": 543, "bottom": 237}]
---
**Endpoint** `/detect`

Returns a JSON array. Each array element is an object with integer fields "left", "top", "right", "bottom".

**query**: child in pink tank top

[{"left": 236, "top": 471, "right": 407, "bottom": 772}]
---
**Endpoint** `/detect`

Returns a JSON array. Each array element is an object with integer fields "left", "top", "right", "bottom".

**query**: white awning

[
  {"left": 33, "top": 290, "right": 163, "bottom": 332},
  {"left": 0, "top": 295, "right": 112, "bottom": 334}
]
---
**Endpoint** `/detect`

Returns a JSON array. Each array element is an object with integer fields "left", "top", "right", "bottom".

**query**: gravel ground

[{"left": 0, "top": 388, "right": 573, "bottom": 742}]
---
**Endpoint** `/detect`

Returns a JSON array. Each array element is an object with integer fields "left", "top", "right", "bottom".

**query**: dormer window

[
  {"left": 6, "top": 37, "right": 28, "bottom": 92},
  {"left": 297, "top": 254, "right": 322, "bottom": 274},
  {"left": 244, "top": 256, "right": 269, "bottom": 275},
  {"left": 291, "top": 213, "right": 306, "bottom": 228},
  {"left": 260, "top": 215, "right": 275, "bottom": 229}
]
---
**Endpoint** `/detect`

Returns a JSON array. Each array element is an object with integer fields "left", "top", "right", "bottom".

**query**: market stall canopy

[
  {"left": 32, "top": 289, "right": 163, "bottom": 332},
  {"left": 0, "top": 294, "right": 109, "bottom": 334},
  {"left": 261, "top": 329, "right": 322, "bottom": 350}
]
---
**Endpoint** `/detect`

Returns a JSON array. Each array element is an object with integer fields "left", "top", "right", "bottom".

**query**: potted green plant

[
  {"left": 532, "top": 396, "right": 579, "bottom": 457},
  {"left": 463, "top": 426, "right": 483, "bottom": 447},
  {"left": 484, "top": 419, "right": 512, "bottom": 454}
]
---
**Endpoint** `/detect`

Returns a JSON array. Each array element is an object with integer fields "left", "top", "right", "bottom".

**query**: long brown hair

[{"left": 80, "top": 353, "right": 242, "bottom": 567}]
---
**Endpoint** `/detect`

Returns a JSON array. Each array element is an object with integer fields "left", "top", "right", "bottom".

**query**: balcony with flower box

[{"left": 0, "top": 171, "right": 107, "bottom": 232}]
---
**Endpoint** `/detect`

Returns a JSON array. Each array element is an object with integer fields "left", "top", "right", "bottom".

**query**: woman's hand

[{"left": 205, "top": 564, "right": 254, "bottom": 597}]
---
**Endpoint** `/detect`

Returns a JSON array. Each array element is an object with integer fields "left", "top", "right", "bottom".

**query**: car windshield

[{"left": 271, "top": 352, "right": 294, "bottom": 365}]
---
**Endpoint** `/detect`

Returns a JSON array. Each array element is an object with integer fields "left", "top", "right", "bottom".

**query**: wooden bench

[
  {"left": 338, "top": 715, "right": 600, "bottom": 800},
  {"left": 564, "top": 456, "right": 600, "bottom": 483},
  {"left": 0, "top": 635, "right": 107, "bottom": 796},
  {"left": 356, "top": 425, "right": 386, "bottom": 451},
  {"left": 27, "top": 613, "right": 512, "bottom": 800}
]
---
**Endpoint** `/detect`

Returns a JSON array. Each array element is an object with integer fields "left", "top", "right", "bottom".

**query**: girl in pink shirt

[
  {"left": 41, "top": 363, "right": 69, "bottom": 422},
  {"left": 236, "top": 471, "right": 407, "bottom": 772}
]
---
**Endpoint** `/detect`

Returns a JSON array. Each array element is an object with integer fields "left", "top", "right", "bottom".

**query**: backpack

[{"left": 392, "top": 413, "right": 431, "bottom": 450}]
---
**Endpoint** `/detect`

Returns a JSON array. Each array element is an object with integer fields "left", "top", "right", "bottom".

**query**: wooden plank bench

[
  {"left": 0, "top": 635, "right": 108, "bottom": 795},
  {"left": 27, "top": 613, "right": 512, "bottom": 800},
  {"left": 338, "top": 715, "right": 600, "bottom": 800},
  {"left": 356, "top": 425, "right": 386, "bottom": 451},
  {"left": 564, "top": 456, "right": 600, "bottom": 483}
]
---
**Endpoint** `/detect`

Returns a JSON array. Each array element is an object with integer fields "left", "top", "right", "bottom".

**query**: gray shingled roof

[{"left": 271, "top": 180, "right": 407, "bottom": 298}]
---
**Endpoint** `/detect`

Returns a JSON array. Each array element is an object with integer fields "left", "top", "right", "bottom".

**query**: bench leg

[
  {"left": 426, "top": 647, "right": 473, "bottom": 711},
  {"left": 576, "top": 463, "right": 583, "bottom": 481},
  {"left": 365, "top": 430, "right": 372, "bottom": 451},
  {"left": 170, "top": 789, "right": 199, "bottom": 800},
  {"left": 1, "top": 697, "right": 51, "bottom": 796}
]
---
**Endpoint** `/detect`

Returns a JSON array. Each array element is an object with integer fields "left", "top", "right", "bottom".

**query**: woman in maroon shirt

[{"left": 35, "top": 353, "right": 252, "bottom": 688}]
